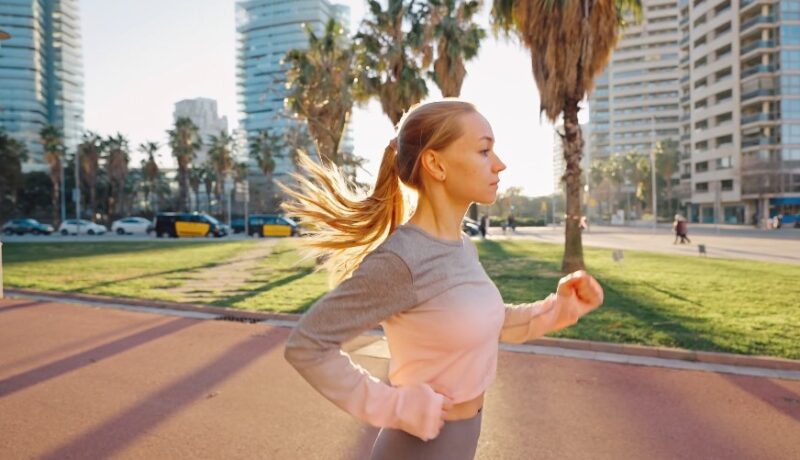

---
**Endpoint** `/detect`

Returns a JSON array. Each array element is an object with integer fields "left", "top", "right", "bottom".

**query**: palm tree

[
  {"left": 78, "top": 132, "right": 103, "bottom": 219},
  {"left": 0, "top": 130, "right": 27, "bottom": 215},
  {"left": 491, "top": 0, "right": 641, "bottom": 272},
  {"left": 200, "top": 163, "right": 215, "bottom": 213},
  {"left": 105, "top": 133, "right": 130, "bottom": 220},
  {"left": 285, "top": 18, "right": 356, "bottom": 165},
  {"left": 427, "top": 0, "right": 486, "bottom": 97},
  {"left": 167, "top": 117, "right": 201, "bottom": 211},
  {"left": 250, "top": 129, "right": 280, "bottom": 181},
  {"left": 207, "top": 130, "right": 236, "bottom": 212},
  {"left": 188, "top": 165, "right": 203, "bottom": 212},
  {"left": 655, "top": 139, "right": 679, "bottom": 218},
  {"left": 355, "top": 0, "right": 430, "bottom": 125},
  {"left": 40, "top": 125, "right": 64, "bottom": 226},
  {"left": 138, "top": 141, "right": 160, "bottom": 213}
]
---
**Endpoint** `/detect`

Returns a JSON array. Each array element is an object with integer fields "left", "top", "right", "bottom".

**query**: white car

[
  {"left": 58, "top": 219, "right": 108, "bottom": 236},
  {"left": 111, "top": 217, "right": 153, "bottom": 235}
]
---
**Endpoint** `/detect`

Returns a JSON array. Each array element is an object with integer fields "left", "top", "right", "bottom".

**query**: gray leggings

[{"left": 370, "top": 409, "right": 482, "bottom": 460}]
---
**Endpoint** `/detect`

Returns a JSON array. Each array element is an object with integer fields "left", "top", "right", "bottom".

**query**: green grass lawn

[{"left": 2, "top": 239, "right": 798, "bottom": 359}]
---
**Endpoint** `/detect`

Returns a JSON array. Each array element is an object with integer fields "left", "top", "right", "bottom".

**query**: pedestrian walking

[
  {"left": 673, "top": 214, "right": 691, "bottom": 244},
  {"left": 479, "top": 214, "right": 488, "bottom": 239},
  {"left": 281, "top": 100, "right": 605, "bottom": 460},
  {"left": 507, "top": 214, "right": 516, "bottom": 232}
]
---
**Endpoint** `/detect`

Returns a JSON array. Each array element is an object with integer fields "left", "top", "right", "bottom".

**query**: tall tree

[
  {"left": 167, "top": 117, "right": 201, "bottom": 211},
  {"left": 138, "top": 141, "right": 160, "bottom": 213},
  {"left": 40, "top": 125, "right": 64, "bottom": 226},
  {"left": 491, "top": 0, "right": 642, "bottom": 272},
  {"left": 427, "top": 0, "right": 486, "bottom": 97},
  {"left": 78, "top": 132, "right": 103, "bottom": 219},
  {"left": 285, "top": 18, "right": 356, "bottom": 165},
  {"left": 207, "top": 130, "right": 236, "bottom": 211},
  {"left": 655, "top": 138, "right": 679, "bottom": 218},
  {"left": 355, "top": 0, "right": 430, "bottom": 125},
  {"left": 0, "top": 130, "right": 28, "bottom": 216},
  {"left": 105, "top": 133, "right": 130, "bottom": 220}
]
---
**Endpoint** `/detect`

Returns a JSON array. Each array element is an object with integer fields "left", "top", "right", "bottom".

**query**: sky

[{"left": 80, "top": 0, "right": 588, "bottom": 197}]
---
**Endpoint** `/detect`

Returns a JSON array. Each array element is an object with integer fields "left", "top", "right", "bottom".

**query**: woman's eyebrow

[{"left": 479, "top": 136, "right": 494, "bottom": 142}]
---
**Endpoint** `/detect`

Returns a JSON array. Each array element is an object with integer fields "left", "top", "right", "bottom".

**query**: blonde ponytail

[
  {"left": 280, "top": 142, "right": 406, "bottom": 284},
  {"left": 280, "top": 99, "right": 478, "bottom": 285}
]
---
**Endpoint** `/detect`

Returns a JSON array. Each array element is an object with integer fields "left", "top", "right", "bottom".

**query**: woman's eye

[{"left": 480, "top": 149, "right": 490, "bottom": 156}]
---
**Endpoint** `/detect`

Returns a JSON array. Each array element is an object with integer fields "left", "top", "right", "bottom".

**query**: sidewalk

[{"left": 1, "top": 297, "right": 798, "bottom": 460}]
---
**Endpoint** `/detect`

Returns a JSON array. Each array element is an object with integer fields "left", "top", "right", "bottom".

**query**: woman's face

[{"left": 438, "top": 112, "right": 507, "bottom": 205}]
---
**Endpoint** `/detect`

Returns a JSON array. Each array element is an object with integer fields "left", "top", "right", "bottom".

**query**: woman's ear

[{"left": 419, "top": 148, "right": 447, "bottom": 181}]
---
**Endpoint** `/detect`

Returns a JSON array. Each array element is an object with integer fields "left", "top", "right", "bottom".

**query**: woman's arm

[
  {"left": 283, "top": 250, "right": 446, "bottom": 441},
  {"left": 500, "top": 271, "right": 604, "bottom": 344}
]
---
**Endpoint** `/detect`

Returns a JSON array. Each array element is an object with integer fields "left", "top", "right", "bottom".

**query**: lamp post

[{"left": 650, "top": 116, "right": 658, "bottom": 233}]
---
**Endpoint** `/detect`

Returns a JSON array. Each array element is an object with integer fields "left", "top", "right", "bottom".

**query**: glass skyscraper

[
  {"left": 0, "top": 0, "right": 84, "bottom": 170},
  {"left": 235, "top": 0, "right": 350, "bottom": 179}
]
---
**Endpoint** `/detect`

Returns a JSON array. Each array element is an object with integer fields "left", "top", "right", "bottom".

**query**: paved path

[
  {"left": 486, "top": 225, "right": 800, "bottom": 265},
  {"left": 1, "top": 298, "right": 798, "bottom": 459}
]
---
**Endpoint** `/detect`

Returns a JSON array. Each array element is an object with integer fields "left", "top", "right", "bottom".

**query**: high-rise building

[
  {"left": 678, "top": 0, "right": 800, "bottom": 225},
  {"left": 235, "top": 0, "right": 351, "bottom": 181},
  {"left": 0, "top": 0, "right": 84, "bottom": 170},
  {"left": 173, "top": 98, "right": 229, "bottom": 166},
  {"left": 588, "top": 0, "right": 682, "bottom": 164}
]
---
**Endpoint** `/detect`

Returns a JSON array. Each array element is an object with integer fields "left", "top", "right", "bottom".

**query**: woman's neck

[{"left": 407, "top": 195, "right": 468, "bottom": 242}]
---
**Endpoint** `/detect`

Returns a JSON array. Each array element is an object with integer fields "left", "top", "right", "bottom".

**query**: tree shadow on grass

[
  {"left": 209, "top": 267, "right": 317, "bottom": 309},
  {"left": 68, "top": 262, "right": 222, "bottom": 292},
  {"left": 478, "top": 239, "right": 743, "bottom": 355}
]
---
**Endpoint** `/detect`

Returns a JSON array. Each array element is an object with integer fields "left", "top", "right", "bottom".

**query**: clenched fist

[{"left": 556, "top": 270, "right": 604, "bottom": 312}]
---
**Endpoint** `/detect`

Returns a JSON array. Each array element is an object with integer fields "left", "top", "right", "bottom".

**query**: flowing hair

[{"left": 280, "top": 99, "right": 478, "bottom": 284}]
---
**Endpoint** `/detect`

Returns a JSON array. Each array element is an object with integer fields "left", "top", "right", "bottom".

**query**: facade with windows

[
  {"left": 0, "top": 0, "right": 83, "bottom": 170},
  {"left": 235, "top": 0, "right": 350, "bottom": 181},
  {"left": 680, "top": 0, "right": 800, "bottom": 225},
  {"left": 589, "top": 0, "right": 800, "bottom": 225}
]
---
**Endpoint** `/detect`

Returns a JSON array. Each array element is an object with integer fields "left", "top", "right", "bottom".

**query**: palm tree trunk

[
  {"left": 561, "top": 99, "right": 585, "bottom": 273},
  {"left": 51, "top": 181, "right": 59, "bottom": 226}
]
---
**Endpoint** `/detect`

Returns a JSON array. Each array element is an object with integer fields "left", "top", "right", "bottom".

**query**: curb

[{"left": 5, "top": 287, "right": 799, "bottom": 372}]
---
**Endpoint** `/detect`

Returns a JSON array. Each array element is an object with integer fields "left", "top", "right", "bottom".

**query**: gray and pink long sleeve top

[{"left": 284, "top": 223, "right": 596, "bottom": 441}]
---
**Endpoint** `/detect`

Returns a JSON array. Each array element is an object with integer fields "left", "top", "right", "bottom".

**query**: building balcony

[
  {"left": 740, "top": 64, "right": 776, "bottom": 80},
  {"left": 741, "top": 15, "right": 777, "bottom": 33},
  {"left": 739, "top": 0, "right": 760, "bottom": 14},
  {"left": 741, "top": 136, "right": 780, "bottom": 148},
  {"left": 740, "top": 40, "right": 778, "bottom": 57},
  {"left": 741, "top": 112, "right": 779, "bottom": 126},
  {"left": 741, "top": 88, "right": 778, "bottom": 102},
  {"left": 680, "top": 172, "right": 691, "bottom": 180},
  {"left": 681, "top": 133, "right": 691, "bottom": 141}
]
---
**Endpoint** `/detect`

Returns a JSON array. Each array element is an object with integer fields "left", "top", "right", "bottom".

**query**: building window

[
  {"left": 716, "top": 156, "right": 733, "bottom": 168},
  {"left": 716, "top": 112, "right": 733, "bottom": 125},
  {"left": 696, "top": 182, "right": 709, "bottom": 192},
  {"left": 695, "top": 161, "right": 709, "bottom": 172},
  {"left": 721, "top": 179, "right": 733, "bottom": 191},
  {"left": 716, "top": 135, "right": 733, "bottom": 147}
]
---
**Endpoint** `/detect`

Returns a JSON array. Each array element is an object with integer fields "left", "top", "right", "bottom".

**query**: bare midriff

[{"left": 444, "top": 392, "right": 484, "bottom": 421}]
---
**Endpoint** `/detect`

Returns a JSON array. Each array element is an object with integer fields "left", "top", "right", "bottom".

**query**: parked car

[
  {"left": 111, "top": 217, "right": 153, "bottom": 235},
  {"left": 462, "top": 217, "right": 480, "bottom": 236},
  {"left": 1, "top": 218, "right": 54, "bottom": 235},
  {"left": 248, "top": 214, "right": 299, "bottom": 237},
  {"left": 230, "top": 218, "right": 245, "bottom": 234},
  {"left": 58, "top": 219, "right": 108, "bottom": 235},
  {"left": 154, "top": 212, "right": 228, "bottom": 238}
]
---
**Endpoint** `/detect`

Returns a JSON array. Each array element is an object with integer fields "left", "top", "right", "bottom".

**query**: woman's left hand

[{"left": 556, "top": 270, "right": 604, "bottom": 311}]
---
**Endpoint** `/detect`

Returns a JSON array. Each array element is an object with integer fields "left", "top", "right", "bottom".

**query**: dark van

[
  {"left": 248, "top": 214, "right": 299, "bottom": 237},
  {"left": 154, "top": 212, "right": 228, "bottom": 238}
]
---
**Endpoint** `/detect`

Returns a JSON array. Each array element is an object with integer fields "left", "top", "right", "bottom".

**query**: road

[{"left": 2, "top": 224, "right": 798, "bottom": 265}]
